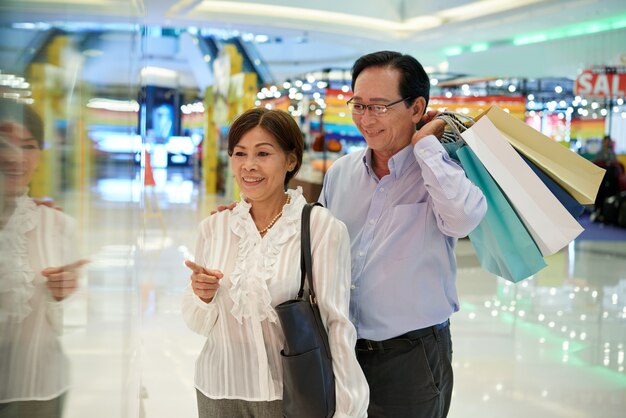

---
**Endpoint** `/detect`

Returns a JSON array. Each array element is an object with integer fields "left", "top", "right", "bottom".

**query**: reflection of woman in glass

[
  {"left": 152, "top": 103, "right": 173, "bottom": 141},
  {"left": 0, "top": 99, "right": 86, "bottom": 418}
]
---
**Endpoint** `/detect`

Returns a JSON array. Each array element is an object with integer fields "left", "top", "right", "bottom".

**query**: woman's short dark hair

[
  {"left": 227, "top": 108, "right": 303, "bottom": 187},
  {"left": 0, "top": 98, "right": 44, "bottom": 147},
  {"left": 351, "top": 50, "right": 430, "bottom": 108}
]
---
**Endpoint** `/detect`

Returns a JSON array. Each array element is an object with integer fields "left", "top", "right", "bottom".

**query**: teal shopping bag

[{"left": 445, "top": 143, "right": 547, "bottom": 282}]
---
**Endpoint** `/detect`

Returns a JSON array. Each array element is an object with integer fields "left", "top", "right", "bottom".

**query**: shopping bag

[
  {"left": 461, "top": 116, "right": 584, "bottom": 256},
  {"left": 444, "top": 142, "right": 546, "bottom": 282},
  {"left": 519, "top": 153, "right": 585, "bottom": 218},
  {"left": 476, "top": 105, "right": 605, "bottom": 204}
]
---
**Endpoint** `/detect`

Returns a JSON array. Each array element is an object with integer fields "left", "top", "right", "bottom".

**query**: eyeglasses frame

[{"left": 346, "top": 96, "right": 413, "bottom": 116}]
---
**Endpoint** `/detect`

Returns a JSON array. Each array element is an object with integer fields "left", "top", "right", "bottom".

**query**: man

[{"left": 319, "top": 51, "right": 487, "bottom": 418}]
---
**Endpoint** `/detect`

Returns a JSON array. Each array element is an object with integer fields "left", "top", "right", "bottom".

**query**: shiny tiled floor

[{"left": 57, "top": 165, "right": 626, "bottom": 418}]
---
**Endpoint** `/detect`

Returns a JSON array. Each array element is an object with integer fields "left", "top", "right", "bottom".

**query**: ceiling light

[
  {"left": 140, "top": 67, "right": 177, "bottom": 78},
  {"left": 444, "top": 47, "right": 463, "bottom": 56},
  {"left": 512, "top": 13, "right": 626, "bottom": 46},
  {"left": 196, "top": 1, "right": 442, "bottom": 37},
  {"left": 87, "top": 98, "right": 140, "bottom": 112},
  {"left": 437, "top": 0, "right": 542, "bottom": 22},
  {"left": 12, "top": 22, "right": 52, "bottom": 30},
  {"left": 83, "top": 49, "right": 103, "bottom": 57},
  {"left": 470, "top": 43, "right": 489, "bottom": 53}
]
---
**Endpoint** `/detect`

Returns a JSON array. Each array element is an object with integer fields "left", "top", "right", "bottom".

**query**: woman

[
  {"left": 182, "top": 108, "right": 368, "bottom": 417},
  {"left": 0, "top": 99, "right": 86, "bottom": 418}
]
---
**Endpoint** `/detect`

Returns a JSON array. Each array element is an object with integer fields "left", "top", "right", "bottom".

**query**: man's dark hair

[{"left": 351, "top": 51, "right": 430, "bottom": 108}]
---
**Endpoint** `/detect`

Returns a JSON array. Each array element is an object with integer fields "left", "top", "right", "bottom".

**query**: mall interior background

[{"left": 1, "top": 1, "right": 626, "bottom": 417}]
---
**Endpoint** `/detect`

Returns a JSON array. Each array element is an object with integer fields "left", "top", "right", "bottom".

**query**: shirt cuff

[
  {"left": 413, "top": 134, "right": 444, "bottom": 160},
  {"left": 192, "top": 291, "right": 217, "bottom": 309}
]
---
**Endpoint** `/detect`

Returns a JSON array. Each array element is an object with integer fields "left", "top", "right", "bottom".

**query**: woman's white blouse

[
  {"left": 182, "top": 188, "right": 369, "bottom": 417},
  {"left": 0, "top": 196, "right": 76, "bottom": 402}
]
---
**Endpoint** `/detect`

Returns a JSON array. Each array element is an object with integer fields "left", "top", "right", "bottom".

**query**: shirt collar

[
  {"left": 361, "top": 144, "right": 416, "bottom": 179},
  {"left": 361, "top": 148, "right": 374, "bottom": 177}
]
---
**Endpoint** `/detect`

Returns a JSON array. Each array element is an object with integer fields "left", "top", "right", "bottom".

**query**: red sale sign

[{"left": 574, "top": 67, "right": 626, "bottom": 98}]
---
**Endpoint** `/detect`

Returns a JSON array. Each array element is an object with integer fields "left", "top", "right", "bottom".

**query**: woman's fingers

[
  {"left": 192, "top": 274, "right": 221, "bottom": 289},
  {"left": 185, "top": 260, "right": 223, "bottom": 302},
  {"left": 185, "top": 260, "right": 223, "bottom": 278},
  {"left": 41, "top": 259, "right": 88, "bottom": 301},
  {"left": 44, "top": 271, "right": 78, "bottom": 301},
  {"left": 41, "top": 259, "right": 89, "bottom": 276},
  {"left": 192, "top": 278, "right": 220, "bottom": 302},
  {"left": 184, "top": 259, "right": 203, "bottom": 273}
]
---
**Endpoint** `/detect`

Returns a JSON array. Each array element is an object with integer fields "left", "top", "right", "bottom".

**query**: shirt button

[
  {"left": 350, "top": 284, "right": 356, "bottom": 290},
  {"left": 380, "top": 187, "right": 385, "bottom": 192},
  {"left": 369, "top": 219, "right": 375, "bottom": 225},
  {"left": 358, "top": 251, "right": 364, "bottom": 257}
]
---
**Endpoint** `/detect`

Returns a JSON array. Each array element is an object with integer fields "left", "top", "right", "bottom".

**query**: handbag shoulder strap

[{"left": 298, "top": 202, "right": 323, "bottom": 300}]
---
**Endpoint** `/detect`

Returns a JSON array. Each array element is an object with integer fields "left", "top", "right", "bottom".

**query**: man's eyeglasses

[{"left": 346, "top": 97, "right": 412, "bottom": 116}]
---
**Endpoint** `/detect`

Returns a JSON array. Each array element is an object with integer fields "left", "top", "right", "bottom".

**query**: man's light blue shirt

[{"left": 320, "top": 135, "right": 487, "bottom": 340}]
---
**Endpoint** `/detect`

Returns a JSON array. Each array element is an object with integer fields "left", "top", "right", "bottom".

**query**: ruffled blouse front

[
  {"left": 0, "top": 195, "right": 38, "bottom": 323},
  {"left": 228, "top": 190, "right": 300, "bottom": 324}
]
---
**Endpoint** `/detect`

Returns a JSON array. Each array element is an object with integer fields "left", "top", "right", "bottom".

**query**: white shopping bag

[
  {"left": 461, "top": 116, "right": 583, "bottom": 256},
  {"left": 476, "top": 105, "right": 605, "bottom": 204}
]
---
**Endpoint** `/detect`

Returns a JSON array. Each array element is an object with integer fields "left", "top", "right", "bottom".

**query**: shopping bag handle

[{"left": 436, "top": 111, "right": 475, "bottom": 143}]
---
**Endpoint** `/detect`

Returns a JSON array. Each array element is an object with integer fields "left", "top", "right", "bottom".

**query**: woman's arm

[
  {"left": 181, "top": 224, "right": 220, "bottom": 336},
  {"left": 310, "top": 208, "right": 369, "bottom": 418}
]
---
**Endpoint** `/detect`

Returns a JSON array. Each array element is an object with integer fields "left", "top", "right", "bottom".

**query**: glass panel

[{"left": 1, "top": 4, "right": 145, "bottom": 418}]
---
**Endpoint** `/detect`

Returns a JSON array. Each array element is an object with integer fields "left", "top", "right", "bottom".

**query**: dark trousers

[
  {"left": 356, "top": 323, "right": 453, "bottom": 418},
  {"left": 195, "top": 389, "right": 282, "bottom": 418},
  {"left": 0, "top": 393, "right": 66, "bottom": 418}
]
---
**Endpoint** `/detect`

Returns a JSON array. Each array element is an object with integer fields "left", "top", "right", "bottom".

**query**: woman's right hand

[{"left": 184, "top": 260, "right": 223, "bottom": 303}]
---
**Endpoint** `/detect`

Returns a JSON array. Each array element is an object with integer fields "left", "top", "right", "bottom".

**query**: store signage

[{"left": 574, "top": 66, "right": 626, "bottom": 97}]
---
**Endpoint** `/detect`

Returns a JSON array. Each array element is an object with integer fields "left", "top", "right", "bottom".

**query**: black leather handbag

[{"left": 275, "top": 203, "right": 336, "bottom": 418}]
